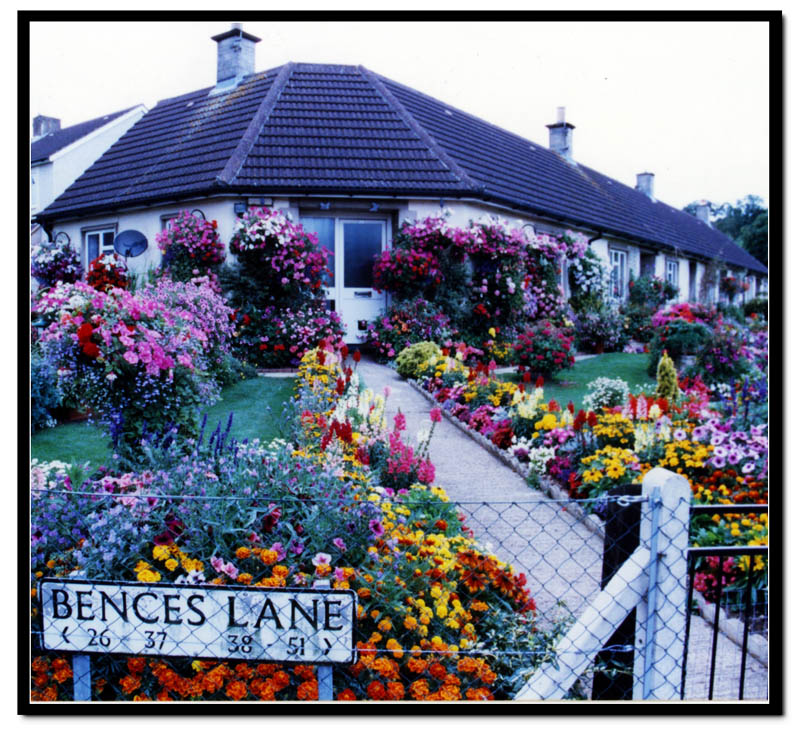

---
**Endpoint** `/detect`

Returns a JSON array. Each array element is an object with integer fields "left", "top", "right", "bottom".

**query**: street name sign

[{"left": 40, "top": 579, "right": 357, "bottom": 664}]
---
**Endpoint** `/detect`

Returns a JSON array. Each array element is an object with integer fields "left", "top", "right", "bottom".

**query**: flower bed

[
  {"left": 30, "top": 344, "right": 565, "bottom": 701},
  {"left": 396, "top": 341, "right": 768, "bottom": 599}
]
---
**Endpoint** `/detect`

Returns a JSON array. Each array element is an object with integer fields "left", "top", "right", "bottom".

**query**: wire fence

[{"left": 29, "top": 470, "right": 768, "bottom": 702}]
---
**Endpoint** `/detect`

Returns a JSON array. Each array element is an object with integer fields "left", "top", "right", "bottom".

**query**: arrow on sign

[{"left": 61, "top": 627, "right": 71, "bottom": 644}]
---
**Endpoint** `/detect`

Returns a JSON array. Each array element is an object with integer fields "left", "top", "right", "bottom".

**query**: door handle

[{"left": 354, "top": 290, "right": 372, "bottom": 298}]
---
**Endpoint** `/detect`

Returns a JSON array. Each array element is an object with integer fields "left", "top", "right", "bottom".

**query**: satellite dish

[{"left": 114, "top": 230, "right": 148, "bottom": 258}]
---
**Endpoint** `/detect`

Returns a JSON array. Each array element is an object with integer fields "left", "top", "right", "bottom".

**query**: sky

[{"left": 27, "top": 17, "right": 771, "bottom": 212}]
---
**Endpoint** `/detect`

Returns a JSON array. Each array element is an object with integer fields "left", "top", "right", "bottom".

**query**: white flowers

[{"left": 582, "top": 376, "right": 630, "bottom": 412}]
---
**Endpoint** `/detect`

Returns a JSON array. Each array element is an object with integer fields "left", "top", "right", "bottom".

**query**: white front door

[{"left": 300, "top": 215, "right": 389, "bottom": 344}]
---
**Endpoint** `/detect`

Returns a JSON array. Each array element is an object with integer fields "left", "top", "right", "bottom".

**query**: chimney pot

[
  {"left": 211, "top": 23, "right": 261, "bottom": 86},
  {"left": 636, "top": 172, "right": 655, "bottom": 200},
  {"left": 33, "top": 115, "right": 61, "bottom": 139},
  {"left": 546, "top": 107, "right": 575, "bottom": 160}
]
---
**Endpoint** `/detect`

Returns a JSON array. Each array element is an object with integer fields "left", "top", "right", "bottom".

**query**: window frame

[
  {"left": 665, "top": 258, "right": 679, "bottom": 288},
  {"left": 82, "top": 224, "right": 118, "bottom": 271},
  {"left": 608, "top": 248, "right": 628, "bottom": 301}
]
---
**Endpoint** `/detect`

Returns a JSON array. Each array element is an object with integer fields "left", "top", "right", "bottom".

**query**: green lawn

[
  {"left": 30, "top": 377, "right": 296, "bottom": 470},
  {"left": 536, "top": 352, "right": 651, "bottom": 409}
]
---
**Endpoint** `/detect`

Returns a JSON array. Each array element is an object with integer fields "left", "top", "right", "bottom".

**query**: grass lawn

[
  {"left": 540, "top": 352, "right": 651, "bottom": 409},
  {"left": 30, "top": 377, "right": 296, "bottom": 471}
]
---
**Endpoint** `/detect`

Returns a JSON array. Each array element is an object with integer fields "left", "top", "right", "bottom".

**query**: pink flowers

[
  {"left": 429, "top": 407, "right": 443, "bottom": 423},
  {"left": 394, "top": 412, "right": 407, "bottom": 431}
]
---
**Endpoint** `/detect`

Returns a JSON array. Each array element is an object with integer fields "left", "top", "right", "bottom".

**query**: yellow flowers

[
  {"left": 134, "top": 560, "right": 161, "bottom": 583},
  {"left": 534, "top": 413, "right": 558, "bottom": 432}
]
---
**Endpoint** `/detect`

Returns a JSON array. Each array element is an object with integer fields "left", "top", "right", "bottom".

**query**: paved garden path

[
  {"left": 356, "top": 357, "right": 768, "bottom": 701},
  {"left": 357, "top": 358, "right": 603, "bottom": 626}
]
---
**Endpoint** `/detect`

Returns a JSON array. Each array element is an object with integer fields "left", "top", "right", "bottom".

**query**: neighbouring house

[
  {"left": 31, "top": 106, "right": 148, "bottom": 217},
  {"left": 34, "top": 24, "right": 768, "bottom": 343}
]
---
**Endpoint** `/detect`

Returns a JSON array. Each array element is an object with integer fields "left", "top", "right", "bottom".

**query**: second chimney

[
  {"left": 211, "top": 23, "right": 261, "bottom": 86},
  {"left": 546, "top": 107, "right": 575, "bottom": 160},
  {"left": 33, "top": 115, "right": 61, "bottom": 138},
  {"left": 636, "top": 172, "right": 655, "bottom": 200},
  {"left": 695, "top": 200, "right": 711, "bottom": 225}
]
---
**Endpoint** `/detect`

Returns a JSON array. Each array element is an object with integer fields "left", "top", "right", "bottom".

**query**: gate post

[
  {"left": 592, "top": 484, "right": 642, "bottom": 699},
  {"left": 632, "top": 468, "right": 691, "bottom": 700}
]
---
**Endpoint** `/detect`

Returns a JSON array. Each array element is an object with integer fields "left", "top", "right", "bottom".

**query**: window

[
  {"left": 665, "top": 259, "right": 679, "bottom": 287},
  {"left": 84, "top": 227, "right": 116, "bottom": 269},
  {"left": 608, "top": 248, "right": 627, "bottom": 300}
]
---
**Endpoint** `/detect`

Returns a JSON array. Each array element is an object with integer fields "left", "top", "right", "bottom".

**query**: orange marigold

[
  {"left": 127, "top": 657, "right": 146, "bottom": 674},
  {"left": 377, "top": 618, "right": 392, "bottom": 632},
  {"left": 119, "top": 674, "right": 141, "bottom": 694},
  {"left": 366, "top": 680, "right": 386, "bottom": 700},
  {"left": 385, "top": 638, "right": 404, "bottom": 659},
  {"left": 337, "top": 688, "right": 357, "bottom": 701},
  {"left": 226, "top": 680, "right": 248, "bottom": 701},
  {"left": 235, "top": 546, "right": 251, "bottom": 559},
  {"left": 52, "top": 665, "right": 73, "bottom": 684},
  {"left": 406, "top": 657, "right": 428, "bottom": 674},
  {"left": 235, "top": 663, "right": 254, "bottom": 680},
  {"left": 32, "top": 657, "right": 49, "bottom": 674},
  {"left": 428, "top": 662, "right": 447, "bottom": 680},
  {"left": 294, "top": 665, "right": 315, "bottom": 680},
  {"left": 259, "top": 549, "right": 279, "bottom": 566},
  {"left": 466, "top": 687, "right": 494, "bottom": 701},
  {"left": 237, "top": 573, "right": 253, "bottom": 585},
  {"left": 373, "top": 656, "right": 399, "bottom": 680},
  {"left": 156, "top": 689, "right": 173, "bottom": 702},
  {"left": 297, "top": 679, "right": 318, "bottom": 700},
  {"left": 256, "top": 663, "right": 277, "bottom": 676},
  {"left": 409, "top": 678, "right": 430, "bottom": 701},
  {"left": 272, "top": 670, "right": 290, "bottom": 690},
  {"left": 385, "top": 681, "right": 405, "bottom": 700},
  {"left": 357, "top": 587, "right": 371, "bottom": 599}
]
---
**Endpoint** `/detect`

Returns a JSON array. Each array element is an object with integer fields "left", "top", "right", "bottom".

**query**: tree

[{"left": 683, "top": 195, "right": 768, "bottom": 267}]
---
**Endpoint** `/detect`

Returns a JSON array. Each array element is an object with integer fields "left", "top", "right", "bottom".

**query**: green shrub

[
  {"left": 628, "top": 273, "right": 678, "bottom": 308},
  {"left": 396, "top": 341, "right": 441, "bottom": 379},
  {"left": 647, "top": 319, "right": 710, "bottom": 376},
  {"left": 742, "top": 297, "right": 768, "bottom": 321},
  {"left": 619, "top": 302, "right": 657, "bottom": 343}
]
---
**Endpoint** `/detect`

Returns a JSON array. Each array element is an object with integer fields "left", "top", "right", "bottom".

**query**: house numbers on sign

[{"left": 40, "top": 580, "right": 357, "bottom": 664}]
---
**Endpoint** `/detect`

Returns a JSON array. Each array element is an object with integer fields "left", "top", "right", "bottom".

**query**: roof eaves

[
  {"left": 358, "top": 65, "right": 482, "bottom": 197},
  {"left": 218, "top": 63, "right": 295, "bottom": 186}
]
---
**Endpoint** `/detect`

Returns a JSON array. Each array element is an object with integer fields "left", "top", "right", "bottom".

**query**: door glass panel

[
  {"left": 300, "top": 216, "right": 335, "bottom": 286},
  {"left": 102, "top": 231, "right": 116, "bottom": 251},
  {"left": 343, "top": 222, "right": 383, "bottom": 288},
  {"left": 87, "top": 233, "right": 99, "bottom": 263}
]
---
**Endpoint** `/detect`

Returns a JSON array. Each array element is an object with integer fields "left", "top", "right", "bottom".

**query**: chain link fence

[{"left": 30, "top": 469, "right": 768, "bottom": 702}]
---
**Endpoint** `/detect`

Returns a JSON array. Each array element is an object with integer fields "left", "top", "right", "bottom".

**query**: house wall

[
  {"left": 47, "top": 193, "right": 765, "bottom": 306},
  {"left": 33, "top": 107, "right": 147, "bottom": 216},
  {"left": 50, "top": 195, "right": 242, "bottom": 273}
]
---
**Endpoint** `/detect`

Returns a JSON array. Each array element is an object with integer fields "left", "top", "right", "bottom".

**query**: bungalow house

[{"left": 35, "top": 24, "right": 768, "bottom": 343}]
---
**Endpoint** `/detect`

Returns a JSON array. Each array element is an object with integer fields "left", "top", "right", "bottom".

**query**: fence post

[
  {"left": 313, "top": 578, "right": 334, "bottom": 701},
  {"left": 592, "top": 484, "right": 642, "bottom": 700},
  {"left": 632, "top": 468, "right": 691, "bottom": 700},
  {"left": 72, "top": 654, "right": 92, "bottom": 701}
]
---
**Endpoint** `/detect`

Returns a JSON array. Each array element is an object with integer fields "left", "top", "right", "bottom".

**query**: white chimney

[
  {"left": 211, "top": 23, "right": 261, "bottom": 86},
  {"left": 696, "top": 200, "right": 711, "bottom": 225},
  {"left": 636, "top": 172, "right": 655, "bottom": 200},
  {"left": 546, "top": 107, "right": 575, "bottom": 160},
  {"left": 33, "top": 115, "right": 60, "bottom": 139}
]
